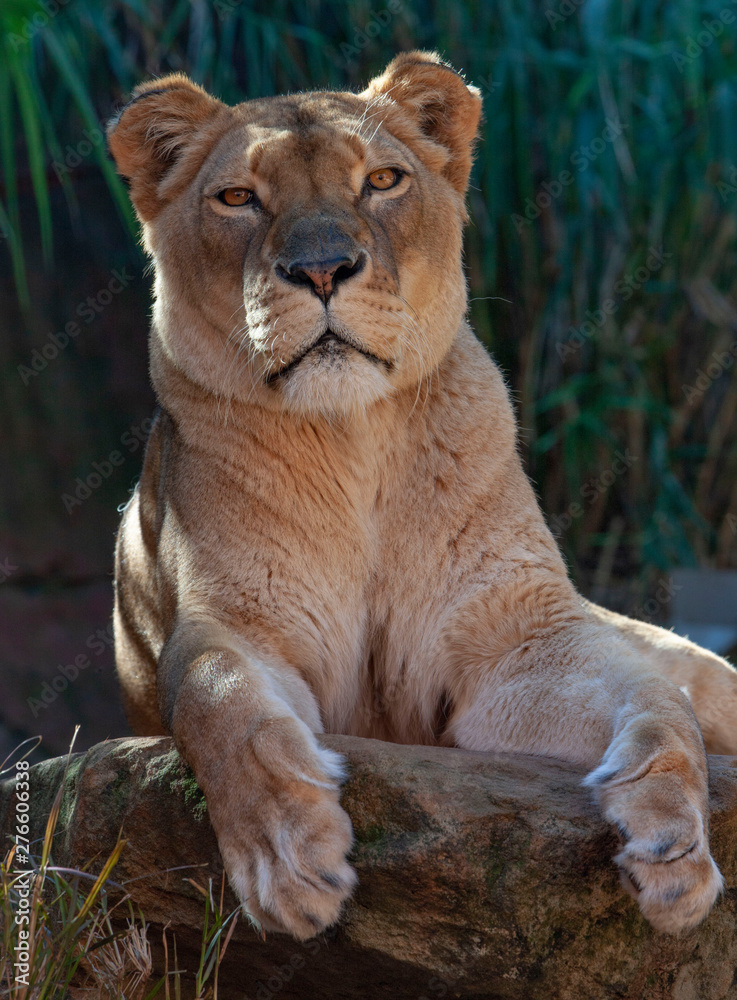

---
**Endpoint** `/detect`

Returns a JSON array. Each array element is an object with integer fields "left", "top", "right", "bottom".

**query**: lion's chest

[
  {"left": 170, "top": 394, "right": 519, "bottom": 737},
  {"left": 216, "top": 442, "right": 494, "bottom": 735}
]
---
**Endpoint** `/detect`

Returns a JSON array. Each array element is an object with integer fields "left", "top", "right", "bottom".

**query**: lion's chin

[{"left": 279, "top": 353, "right": 394, "bottom": 420}]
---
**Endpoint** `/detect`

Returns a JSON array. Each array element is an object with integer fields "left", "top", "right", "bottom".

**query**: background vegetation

[{"left": 1, "top": 0, "right": 737, "bottom": 658}]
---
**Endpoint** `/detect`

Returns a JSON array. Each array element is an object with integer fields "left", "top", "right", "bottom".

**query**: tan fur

[{"left": 108, "top": 51, "right": 737, "bottom": 940}]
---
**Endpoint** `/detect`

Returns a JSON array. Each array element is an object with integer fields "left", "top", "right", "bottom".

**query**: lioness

[{"left": 108, "top": 51, "right": 737, "bottom": 940}]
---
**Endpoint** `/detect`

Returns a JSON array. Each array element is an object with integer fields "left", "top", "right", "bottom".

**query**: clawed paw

[
  {"left": 222, "top": 788, "right": 357, "bottom": 939},
  {"left": 585, "top": 760, "right": 724, "bottom": 933},
  {"left": 207, "top": 720, "right": 357, "bottom": 939},
  {"left": 614, "top": 838, "right": 723, "bottom": 933},
  {"left": 221, "top": 803, "right": 356, "bottom": 940}
]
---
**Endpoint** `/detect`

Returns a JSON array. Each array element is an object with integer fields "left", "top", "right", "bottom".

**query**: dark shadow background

[{"left": 1, "top": 0, "right": 736, "bottom": 761}]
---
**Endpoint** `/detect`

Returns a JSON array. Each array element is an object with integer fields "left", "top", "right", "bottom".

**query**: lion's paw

[
  {"left": 615, "top": 834, "right": 723, "bottom": 934},
  {"left": 209, "top": 720, "right": 357, "bottom": 940},
  {"left": 585, "top": 758, "right": 723, "bottom": 933},
  {"left": 221, "top": 791, "right": 356, "bottom": 939}
]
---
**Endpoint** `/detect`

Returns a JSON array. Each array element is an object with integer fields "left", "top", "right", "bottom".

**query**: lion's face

[{"left": 108, "top": 53, "right": 482, "bottom": 419}]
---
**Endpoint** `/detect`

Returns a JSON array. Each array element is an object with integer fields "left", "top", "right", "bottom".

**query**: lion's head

[{"left": 108, "top": 52, "right": 482, "bottom": 419}]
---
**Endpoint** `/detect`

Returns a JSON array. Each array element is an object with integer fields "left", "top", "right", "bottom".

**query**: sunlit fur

[{"left": 108, "top": 52, "right": 737, "bottom": 941}]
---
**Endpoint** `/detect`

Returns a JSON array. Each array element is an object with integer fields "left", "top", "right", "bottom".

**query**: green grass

[
  {"left": 0, "top": 737, "right": 240, "bottom": 999},
  {"left": 2, "top": 0, "right": 736, "bottom": 595}
]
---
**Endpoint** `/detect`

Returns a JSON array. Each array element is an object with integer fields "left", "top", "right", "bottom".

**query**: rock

[{"left": 1, "top": 736, "right": 736, "bottom": 1000}]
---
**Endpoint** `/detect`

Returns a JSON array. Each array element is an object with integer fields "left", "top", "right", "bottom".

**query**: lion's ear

[
  {"left": 107, "top": 75, "right": 229, "bottom": 220},
  {"left": 362, "top": 51, "right": 482, "bottom": 194}
]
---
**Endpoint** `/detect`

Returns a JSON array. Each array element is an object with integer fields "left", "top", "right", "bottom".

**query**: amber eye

[
  {"left": 218, "top": 187, "right": 254, "bottom": 206},
  {"left": 367, "top": 168, "right": 401, "bottom": 191}
]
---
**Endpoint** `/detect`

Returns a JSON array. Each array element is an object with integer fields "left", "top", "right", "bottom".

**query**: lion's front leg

[
  {"left": 583, "top": 698, "right": 722, "bottom": 933},
  {"left": 158, "top": 619, "right": 356, "bottom": 939},
  {"left": 445, "top": 612, "right": 724, "bottom": 933},
  {"left": 585, "top": 600, "right": 737, "bottom": 755}
]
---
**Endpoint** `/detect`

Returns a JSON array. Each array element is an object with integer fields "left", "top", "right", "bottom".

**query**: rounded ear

[
  {"left": 107, "top": 74, "right": 229, "bottom": 220},
  {"left": 361, "top": 51, "right": 483, "bottom": 195}
]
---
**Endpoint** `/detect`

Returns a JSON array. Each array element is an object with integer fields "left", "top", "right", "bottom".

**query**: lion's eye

[
  {"left": 218, "top": 188, "right": 254, "bottom": 206},
  {"left": 367, "top": 168, "right": 401, "bottom": 191}
]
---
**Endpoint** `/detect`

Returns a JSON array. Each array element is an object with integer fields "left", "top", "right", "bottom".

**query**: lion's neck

[{"left": 148, "top": 321, "right": 517, "bottom": 491}]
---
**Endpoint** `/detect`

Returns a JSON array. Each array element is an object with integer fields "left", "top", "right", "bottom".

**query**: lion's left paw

[
  {"left": 615, "top": 831, "right": 723, "bottom": 933},
  {"left": 585, "top": 761, "right": 724, "bottom": 932}
]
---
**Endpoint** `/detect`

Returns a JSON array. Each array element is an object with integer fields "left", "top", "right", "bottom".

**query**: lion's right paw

[
  {"left": 221, "top": 788, "right": 356, "bottom": 939},
  {"left": 208, "top": 719, "right": 357, "bottom": 940}
]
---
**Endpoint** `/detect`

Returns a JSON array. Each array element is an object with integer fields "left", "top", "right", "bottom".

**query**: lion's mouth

[
  {"left": 312, "top": 331, "right": 344, "bottom": 349},
  {"left": 264, "top": 328, "right": 390, "bottom": 384}
]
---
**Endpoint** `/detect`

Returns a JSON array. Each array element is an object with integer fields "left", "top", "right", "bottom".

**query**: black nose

[{"left": 276, "top": 253, "right": 365, "bottom": 304}]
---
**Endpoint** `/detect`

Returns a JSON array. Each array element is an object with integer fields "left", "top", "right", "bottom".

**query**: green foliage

[
  {"left": 2, "top": 0, "right": 736, "bottom": 591},
  {"left": 0, "top": 0, "right": 136, "bottom": 308}
]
